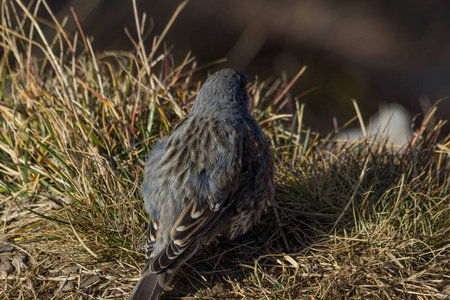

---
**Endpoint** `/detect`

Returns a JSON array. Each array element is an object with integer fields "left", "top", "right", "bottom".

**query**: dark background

[{"left": 35, "top": 0, "right": 450, "bottom": 132}]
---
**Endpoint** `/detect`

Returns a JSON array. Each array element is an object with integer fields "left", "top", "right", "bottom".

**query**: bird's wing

[
  {"left": 145, "top": 196, "right": 231, "bottom": 274},
  {"left": 142, "top": 117, "right": 245, "bottom": 275},
  {"left": 144, "top": 217, "right": 160, "bottom": 260}
]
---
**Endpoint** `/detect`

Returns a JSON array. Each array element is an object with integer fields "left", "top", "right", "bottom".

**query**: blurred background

[{"left": 34, "top": 0, "right": 450, "bottom": 133}]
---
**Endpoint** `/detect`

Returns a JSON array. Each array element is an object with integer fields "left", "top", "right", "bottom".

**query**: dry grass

[{"left": 1, "top": 1, "right": 449, "bottom": 299}]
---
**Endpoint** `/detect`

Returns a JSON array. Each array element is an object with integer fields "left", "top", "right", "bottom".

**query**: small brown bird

[{"left": 129, "top": 68, "right": 274, "bottom": 300}]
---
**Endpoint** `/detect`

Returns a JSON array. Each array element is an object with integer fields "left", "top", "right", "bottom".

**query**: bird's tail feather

[
  {"left": 128, "top": 272, "right": 167, "bottom": 300},
  {"left": 129, "top": 242, "right": 196, "bottom": 299}
]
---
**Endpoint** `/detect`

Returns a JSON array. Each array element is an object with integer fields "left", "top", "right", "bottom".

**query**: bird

[{"left": 129, "top": 68, "right": 275, "bottom": 300}]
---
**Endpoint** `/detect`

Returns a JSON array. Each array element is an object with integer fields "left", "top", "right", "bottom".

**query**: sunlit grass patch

[{"left": 1, "top": 0, "right": 449, "bottom": 299}]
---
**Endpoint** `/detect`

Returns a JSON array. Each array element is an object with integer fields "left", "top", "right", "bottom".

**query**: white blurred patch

[{"left": 336, "top": 103, "right": 412, "bottom": 147}]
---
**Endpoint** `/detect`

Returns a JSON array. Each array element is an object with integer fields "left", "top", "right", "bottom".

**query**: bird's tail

[{"left": 128, "top": 271, "right": 173, "bottom": 300}]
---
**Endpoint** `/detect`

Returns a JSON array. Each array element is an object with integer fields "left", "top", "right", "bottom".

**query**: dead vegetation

[{"left": 1, "top": 0, "right": 449, "bottom": 299}]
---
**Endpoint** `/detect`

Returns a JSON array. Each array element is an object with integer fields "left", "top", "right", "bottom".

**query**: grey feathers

[{"left": 129, "top": 68, "right": 274, "bottom": 300}]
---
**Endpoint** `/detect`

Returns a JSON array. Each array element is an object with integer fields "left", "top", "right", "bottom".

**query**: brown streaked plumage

[{"left": 129, "top": 68, "right": 274, "bottom": 300}]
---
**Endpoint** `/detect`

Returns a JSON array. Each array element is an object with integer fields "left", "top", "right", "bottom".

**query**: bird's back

[{"left": 130, "top": 69, "right": 274, "bottom": 300}]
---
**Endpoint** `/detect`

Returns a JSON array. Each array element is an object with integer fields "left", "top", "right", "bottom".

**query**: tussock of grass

[{"left": 1, "top": 1, "right": 449, "bottom": 299}]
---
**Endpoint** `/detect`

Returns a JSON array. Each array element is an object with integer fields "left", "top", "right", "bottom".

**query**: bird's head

[{"left": 191, "top": 68, "right": 250, "bottom": 115}]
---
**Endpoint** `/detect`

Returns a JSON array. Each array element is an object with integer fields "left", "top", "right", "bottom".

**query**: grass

[{"left": 1, "top": 0, "right": 449, "bottom": 299}]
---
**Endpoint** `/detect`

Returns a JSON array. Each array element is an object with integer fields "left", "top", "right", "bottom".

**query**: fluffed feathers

[{"left": 129, "top": 69, "right": 274, "bottom": 300}]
